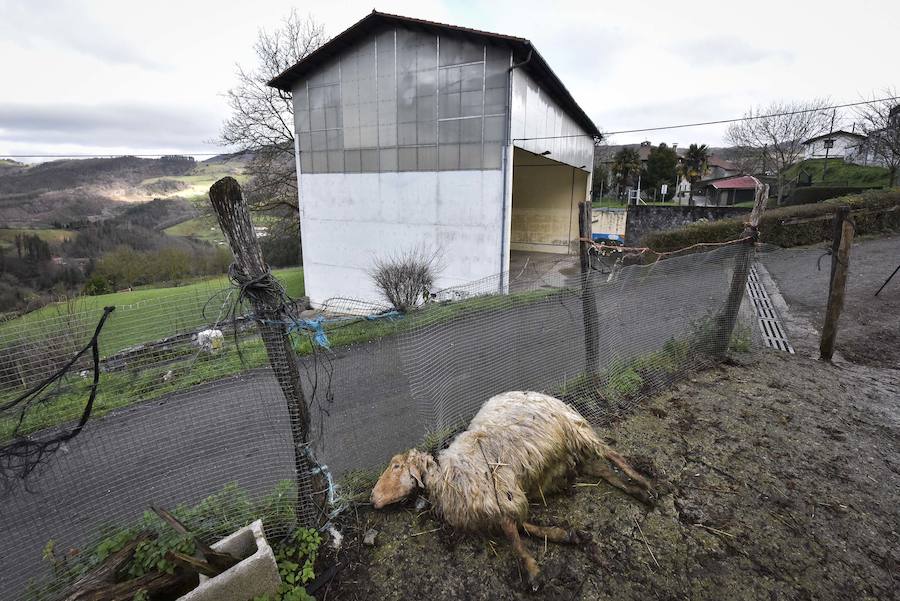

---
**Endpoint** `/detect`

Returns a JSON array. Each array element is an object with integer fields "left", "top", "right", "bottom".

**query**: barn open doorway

[{"left": 508, "top": 147, "right": 590, "bottom": 288}]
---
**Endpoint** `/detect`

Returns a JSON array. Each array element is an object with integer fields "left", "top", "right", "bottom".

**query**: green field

[
  {"left": 0, "top": 283, "right": 567, "bottom": 441},
  {"left": 139, "top": 159, "right": 250, "bottom": 201},
  {"left": 0, "top": 227, "right": 77, "bottom": 250},
  {"left": 0, "top": 268, "right": 304, "bottom": 355},
  {"left": 783, "top": 158, "right": 891, "bottom": 188},
  {"left": 164, "top": 216, "right": 225, "bottom": 243}
]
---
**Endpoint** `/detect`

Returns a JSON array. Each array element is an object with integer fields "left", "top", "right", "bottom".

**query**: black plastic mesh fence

[{"left": 0, "top": 244, "right": 757, "bottom": 600}]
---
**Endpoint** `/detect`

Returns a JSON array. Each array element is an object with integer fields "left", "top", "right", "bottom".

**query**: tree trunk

[
  {"left": 208, "top": 176, "right": 319, "bottom": 525},
  {"left": 776, "top": 172, "right": 785, "bottom": 206}
]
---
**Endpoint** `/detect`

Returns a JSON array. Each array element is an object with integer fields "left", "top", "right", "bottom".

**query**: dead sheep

[
  {"left": 371, "top": 390, "right": 654, "bottom": 589},
  {"left": 195, "top": 328, "right": 224, "bottom": 353}
]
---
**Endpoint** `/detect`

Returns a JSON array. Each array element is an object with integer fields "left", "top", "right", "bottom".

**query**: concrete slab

[{"left": 178, "top": 519, "right": 281, "bottom": 601}]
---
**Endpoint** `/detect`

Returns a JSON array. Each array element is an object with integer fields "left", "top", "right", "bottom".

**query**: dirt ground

[
  {"left": 761, "top": 233, "right": 900, "bottom": 368},
  {"left": 313, "top": 236, "right": 900, "bottom": 601}
]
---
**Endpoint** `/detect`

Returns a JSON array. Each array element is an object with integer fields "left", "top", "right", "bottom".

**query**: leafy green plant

[
  {"left": 605, "top": 363, "right": 644, "bottom": 400},
  {"left": 729, "top": 325, "right": 752, "bottom": 353},
  {"left": 29, "top": 481, "right": 300, "bottom": 600},
  {"left": 254, "top": 527, "right": 322, "bottom": 601}
]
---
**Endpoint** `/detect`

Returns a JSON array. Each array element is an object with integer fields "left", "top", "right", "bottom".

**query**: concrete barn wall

[
  {"left": 288, "top": 24, "right": 517, "bottom": 305},
  {"left": 510, "top": 149, "right": 585, "bottom": 254},
  {"left": 592, "top": 208, "right": 627, "bottom": 238},
  {"left": 624, "top": 205, "right": 750, "bottom": 247},
  {"left": 509, "top": 69, "right": 595, "bottom": 172},
  {"left": 299, "top": 170, "right": 506, "bottom": 306}
]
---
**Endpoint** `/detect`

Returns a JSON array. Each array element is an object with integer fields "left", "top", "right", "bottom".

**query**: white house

[
  {"left": 269, "top": 11, "right": 599, "bottom": 306},
  {"left": 801, "top": 130, "right": 869, "bottom": 164}
]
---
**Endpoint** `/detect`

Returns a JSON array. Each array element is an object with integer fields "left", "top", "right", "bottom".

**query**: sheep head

[{"left": 371, "top": 449, "right": 431, "bottom": 509}]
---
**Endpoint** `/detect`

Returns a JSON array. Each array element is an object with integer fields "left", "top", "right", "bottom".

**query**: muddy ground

[
  {"left": 314, "top": 236, "right": 899, "bottom": 601},
  {"left": 318, "top": 350, "right": 898, "bottom": 600}
]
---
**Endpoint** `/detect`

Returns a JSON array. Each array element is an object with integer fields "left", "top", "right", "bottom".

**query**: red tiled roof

[
  {"left": 707, "top": 155, "right": 739, "bottom": 170},
  {"left": 709, "top": 175, "right": 760, "bottom": 190}
]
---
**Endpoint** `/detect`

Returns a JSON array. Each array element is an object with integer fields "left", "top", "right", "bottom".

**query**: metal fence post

[{"left": 578, "top": 201, "right": 601, "bottom": 378}]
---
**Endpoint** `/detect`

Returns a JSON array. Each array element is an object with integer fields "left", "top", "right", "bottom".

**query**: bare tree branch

[
  {"left": 727, "top": 99, "right": 832, "bottom": 204},
  {"left": 218, "top": 10, "right": 327, "bottom": 224},
  {"left": 854, "top": 88, "right": 900, "bottom": 187}
]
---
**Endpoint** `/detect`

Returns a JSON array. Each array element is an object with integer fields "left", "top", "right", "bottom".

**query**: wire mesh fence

[{"left": 0, "top": 243, "right": 758, "bottom": 600}]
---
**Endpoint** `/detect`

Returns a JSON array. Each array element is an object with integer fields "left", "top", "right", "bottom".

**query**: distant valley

[
  {"left": 0, "top": 152, "right": 299, "bottom": 317},
  {"left": 0, "top": 153, "right": 250, "bottom": 228}
]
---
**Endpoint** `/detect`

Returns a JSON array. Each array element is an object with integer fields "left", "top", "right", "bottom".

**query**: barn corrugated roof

[{"left": 267, "top": 10, "right": 601, "bottom": 138}]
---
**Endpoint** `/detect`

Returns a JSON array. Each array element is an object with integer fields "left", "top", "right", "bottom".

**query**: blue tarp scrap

[
  {"left": 286, "top": 316, "right": 330, "bottom": 348},
  {"left": 286, "top": 310, "right": 404, "bottom": 349},
  {"left": 592, "top": 233, "right": 624, "bottom": 243}
]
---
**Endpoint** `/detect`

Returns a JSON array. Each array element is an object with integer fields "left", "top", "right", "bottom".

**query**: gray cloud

[
  {"left": 675, "top": 36, "right": 792, "bottom": 66},
  {"left": 0, "top": 2, "right": 163, "bottom": 70},
  {"left": 595, "top": 93, "right": 744, "bottom": 145},
  {"left": 0, "top": 103, "right": 220, "bottom": 151}
]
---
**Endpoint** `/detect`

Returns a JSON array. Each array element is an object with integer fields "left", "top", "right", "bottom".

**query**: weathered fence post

[
  {"left": 827, "top": 206, "right": 850, "bottom": 288},
  {"left": 578, "top": 201, "right": 601, "bottom": 378},
  {"left": 208, "top": 176, "right": 318, "bottom": 523},
  {"left": 820, "top": 214, "right": 855, "bottom": 361},
  {"left": 712, "top": 183, "right": 768, "bottom": 356}
]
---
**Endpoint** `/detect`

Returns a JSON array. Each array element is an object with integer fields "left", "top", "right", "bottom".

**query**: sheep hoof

[
  {"left": 527, "top": 571, "right": 543, "bottom": 592},
  {"left": 568, "top": 529, "right": 592, "bottom": 545}
]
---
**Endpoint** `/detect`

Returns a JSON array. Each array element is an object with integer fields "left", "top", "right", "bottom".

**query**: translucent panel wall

[{"left": 293, "top": 28, "right": 511, "bottom": 174}]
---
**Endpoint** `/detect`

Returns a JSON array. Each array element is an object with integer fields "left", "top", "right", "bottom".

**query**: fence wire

[{"left": 0, "top": 243, "right": 758, "bottom": 600}]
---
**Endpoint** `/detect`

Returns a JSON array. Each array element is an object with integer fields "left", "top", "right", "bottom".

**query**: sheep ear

[{"left": 409, "top": 464, "right": 425, "bottom": 488}]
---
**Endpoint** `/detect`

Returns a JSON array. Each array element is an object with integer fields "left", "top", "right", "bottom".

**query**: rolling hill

[{"left": 0, "top": 153, "right": 250, "bottom": 228}]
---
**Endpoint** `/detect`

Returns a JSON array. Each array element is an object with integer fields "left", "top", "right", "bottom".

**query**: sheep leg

[
  {"left": 582, "top": 458, "right": 654, "bottom": 506},
  {"left": 603, "top": 448, "right": 654, "bottom": 492},
  {"left": 522, "top": 522, "right": 590, "bottom": 545},
  {"left": 500, "top": 517, "right": 541, "bottom": 591}
]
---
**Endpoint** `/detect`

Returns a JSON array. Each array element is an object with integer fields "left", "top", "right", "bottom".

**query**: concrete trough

[{"left": 177, "top": 519, "right": 281, "bottom": 601}]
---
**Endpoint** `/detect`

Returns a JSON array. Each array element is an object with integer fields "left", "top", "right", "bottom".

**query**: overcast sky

[{"left": 1, "top": 0, "right": 898, "bottom": 161}]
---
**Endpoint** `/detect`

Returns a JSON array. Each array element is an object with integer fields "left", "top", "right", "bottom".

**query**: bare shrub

[{"left": 369, "top": 248, "right": 442, "bottom": 312}]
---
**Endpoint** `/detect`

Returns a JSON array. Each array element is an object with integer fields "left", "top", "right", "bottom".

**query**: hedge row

[
  {"left": 641, "top": 189, "right": 900, "bottom": 251},
  {"left": 786, "top": 185, "right": 878, "bottom": 206}
]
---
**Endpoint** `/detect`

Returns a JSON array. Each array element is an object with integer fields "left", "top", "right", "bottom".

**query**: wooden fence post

[
  {"left": 820, "top": 215, "right": 854, "bottom": 361},
  {"left": 827, "top": 206, "right": 850, "bottom": 300},
  {"left": 208, "top": 176, "right": 318, "bottom": 523},
  {"left": 712, "top": 183, "right": 768, "bottom": 356},
  {"left": 578, "top": 201, "right": 601, "bottom": 378}
]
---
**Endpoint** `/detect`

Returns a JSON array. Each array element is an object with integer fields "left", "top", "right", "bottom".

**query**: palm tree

[
  {"left": 611, "top": 147, "right": 642, "bottom": 201},
  {"left": 679, "top": 144, "right": 710, "bottom": 206}
]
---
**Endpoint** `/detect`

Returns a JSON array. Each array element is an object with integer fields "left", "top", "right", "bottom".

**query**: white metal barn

[{"left": 269, "top": 11, "right": 600, "bottom": 306}]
